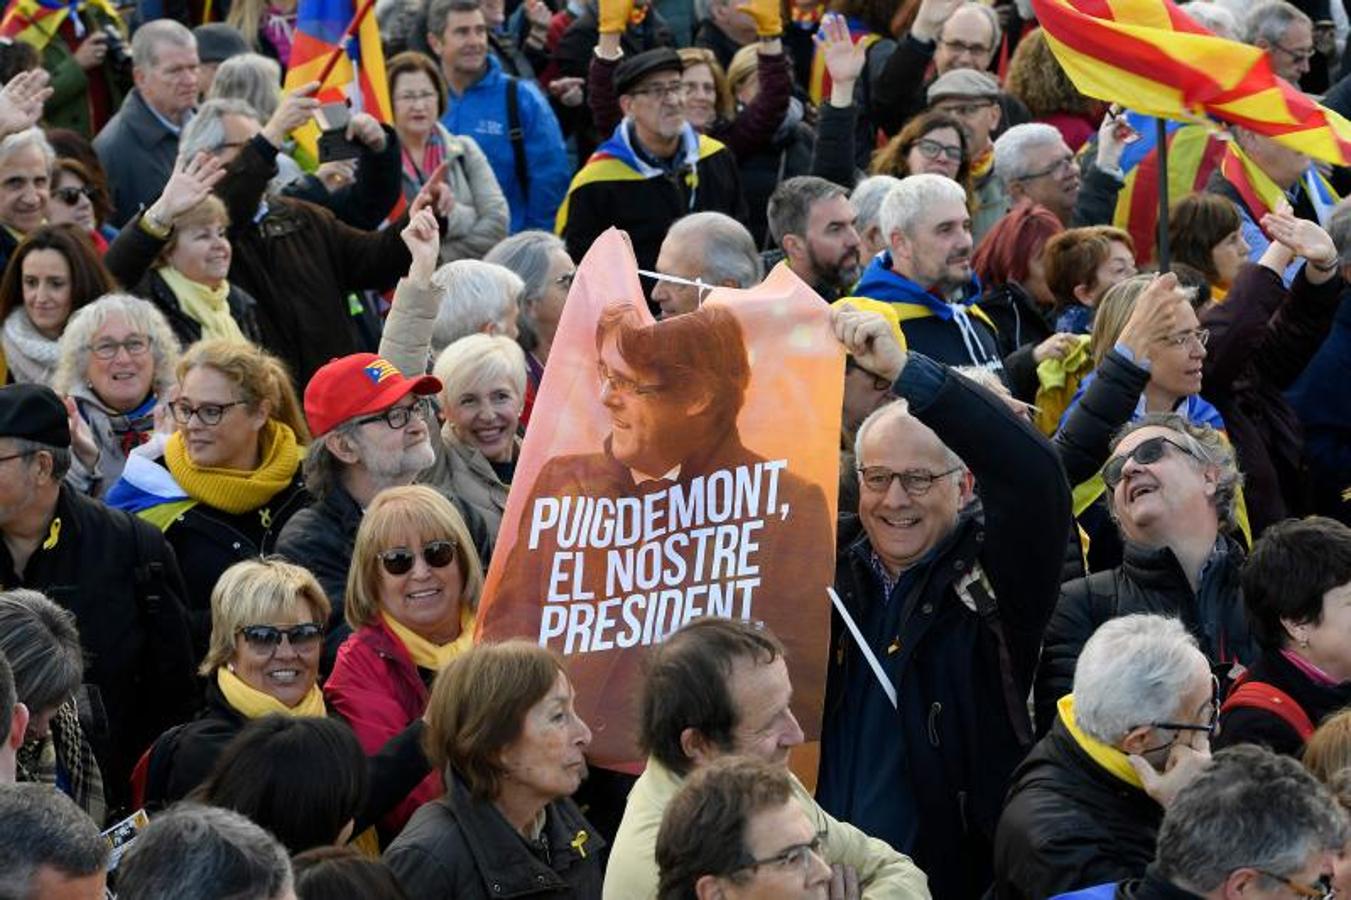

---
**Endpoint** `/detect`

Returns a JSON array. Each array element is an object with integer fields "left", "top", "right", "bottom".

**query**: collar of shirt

[
  {"left": 628, "top": 464, "right": 681, "bottom": 487},
  {"left": 146, "top": 102, "right": 193, "bottom": 137}
]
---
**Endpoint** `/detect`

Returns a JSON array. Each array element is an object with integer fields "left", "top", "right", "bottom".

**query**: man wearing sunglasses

[
  {"left": 995, "top": 614, "right": 1216, "bottom": 900},
  {"left": 1049, "top": 745, "right": 1345, "bottom": 900},
  {"left": 277, "top": 353, "right": 493, "bottom": 670},
  {"left": 822, "top": 305, "right": 1071, "bottom": 899},
  {"left": 1037, "top": 415, "right": 1257, "bottom": 735}
]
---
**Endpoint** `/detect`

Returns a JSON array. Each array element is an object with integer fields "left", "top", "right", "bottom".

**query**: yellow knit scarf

[
  {"left": 165, "top": 420, "right": 301, "bottom": 515},
  {"left": 970, "top": 147, "right": 994, "bottom": 180},
  {"left": 217, "top": 666, "right": 326, "bottom": 719},
  {"left": 156, "top": 265, "right": 245, "bottom": 343},
  {"left": 1057, "top": 694, "right": 1144, "bottom": 789},
  {"left": 382, "top": 605, "right": 475, "bottom": 670}
]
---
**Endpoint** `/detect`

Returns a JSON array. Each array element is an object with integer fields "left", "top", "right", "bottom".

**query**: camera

[{"left": 102, "top": 25, "right": 131, "bottom": 69}]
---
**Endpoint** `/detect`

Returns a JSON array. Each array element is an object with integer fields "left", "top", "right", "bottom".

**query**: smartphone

[{"left": 315, "top": 101, "right": 362, "bottom": 162}]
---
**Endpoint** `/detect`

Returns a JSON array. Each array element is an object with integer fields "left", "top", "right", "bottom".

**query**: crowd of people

[{"left": 0, "top": 0, "right": 1348, "bottom": 896}]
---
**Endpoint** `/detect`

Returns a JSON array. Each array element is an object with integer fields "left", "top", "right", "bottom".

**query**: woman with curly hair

[
  {"left": 870, "top": 110, "right": 971, "bottom": 193},
  {"left": 1005, "top": 28, "right": 1103, "bottom": 151}
]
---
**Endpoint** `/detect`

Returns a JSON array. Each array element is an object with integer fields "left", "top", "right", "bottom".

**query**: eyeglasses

[
  {"left": 54, "top": 185, "right": 95, "bottom": 206},
  {"left": 938, "top": 38, "right": 991, "bottom": 57},
  {"left": 735, "top": 832, "right": 828, "bottom": 878},
  {"left": 89, "top": 335, "right": 152, "bottom": 360},
  {"left": 913, "top": 138, "right": 963, "bottom": 163},
  {"left": 845, "top": 357, "right": 891, "bottom": 391},
  {"left": 236, "top": 622, "right": 324, "bottom": 651},
  {"left": 630, "top": 80, "right": 684, "bottom": 100},
  {"left": 1254, "top": 870, "right": 1335, "bottom": 900},
  {"left": 1272, "top": 43, "right": 1316, "bottom": 62},
  {"left": 857, "top": 465, "right": 963, "bottom": 496},
  {"left": 1102, "top": 435, "right": 1199, "bottom": 490},
  {"left": 1133, "top": 673, "right": 1221, "bottom": 754},
  {"left": 168, "top": 399, "right": 246, "bottom": 426},
  {"left": 0, "top": 449, "right": 35, "bottom": 465},
  {"left": 598, "top": 362, "right": 664, "bottom": 397},
  {"left": 355, "top": 397, "right": 431, "bottom": 430},
  {"left": 1016, "top": 155, "right": 1077, "bottom": 182},
  {"left": 378, "top": 539, "right": 458, "bottom": 576},
  {"left": 1158, "top": 327, "right": 1210, "bottom": 349},
  {"left": 394, "top": 89, "right": 439, "bottom": 105}
]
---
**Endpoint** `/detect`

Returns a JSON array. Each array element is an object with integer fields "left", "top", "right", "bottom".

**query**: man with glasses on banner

[
  {"left": 0, "top": 383, "right": 196, "bottom": 814},
  {"left": 994, "top": 614, "right": 1216, "bottom": 900},
  {"left": 277, "top": 353, "right": 493, "bottom": 670},
  {"left": 823, "top": 304, "right": 1071, "bottom": 899}
]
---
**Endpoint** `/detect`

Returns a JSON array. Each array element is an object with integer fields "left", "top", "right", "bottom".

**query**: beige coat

[
  {"left": 603, "top": 758, "right": 931, "bottom": 899},
  {"left": 436, "top": 127, "right": 510, "bottom": 263}
]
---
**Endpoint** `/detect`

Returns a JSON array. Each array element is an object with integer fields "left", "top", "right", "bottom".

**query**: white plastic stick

[{"left": 827, "top": 587, "right": 898, "bottom": 709}]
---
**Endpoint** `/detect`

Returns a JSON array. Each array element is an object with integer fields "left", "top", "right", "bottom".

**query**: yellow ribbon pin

[
  {"left": 42, "top": 517, "right": 61, "bottom": 551},
  {"left": 571, "top": 830, "right": 589, "bottom": 858}
]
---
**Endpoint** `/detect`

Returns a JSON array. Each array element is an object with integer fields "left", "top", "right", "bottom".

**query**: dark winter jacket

[
  {"left": 1199, "top": 262, "right": 1341, "bottom": 536},
  {"left": 818, "top": 354, "right": 1072, "bottom": 900},
  {"left": 0, "top": 483, "right": 197, "bottom": 811},
  {"left": 980, "top": 281, "right": 1056, "bottom": 403},
  {"left": 1214, "top": 648, "right": 1351, "bottom": 757},
  {"left": 993, "top": 717, "right": 1162, "bottom": 900},
  {"left": 1035, "top": 537, "right": 1257, "bottom": 733},
  {"left": 94, "top": 88, "right": 182, "bottom": 226},
  {"left": 1285, "top": 285, "right": 1351, "bottom": 520},
  {"left": 739, "top": 99, "right": 814, "bottom": 247},
  {"left": 383, "top": 773, "right": 605, "bottom": 900}
]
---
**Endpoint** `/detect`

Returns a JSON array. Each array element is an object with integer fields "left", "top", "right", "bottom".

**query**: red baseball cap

[{"left": 304, "top": 353, "right": 442, "bottom": 437}]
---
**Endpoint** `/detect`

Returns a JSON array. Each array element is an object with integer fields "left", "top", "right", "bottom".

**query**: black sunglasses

[
  {"left": 237, "top": 622, "right": 323, "bottom": 650},
  {"left": 379, "top": 539, "right": 458, "bottom": 576},
  {"left": 54, "top": 185, "right": 96, "bottom": 205},
  {"left": 1102, "top": 435, "right": 1198, "bottom": 490}
]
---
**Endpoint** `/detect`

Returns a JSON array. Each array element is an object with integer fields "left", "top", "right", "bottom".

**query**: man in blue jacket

[
  {"left": 844, "top": 173, "right": 1005, "bottom": 374},
  {"left": 428, "top": 0, "right": 569, "bottom": 232}
]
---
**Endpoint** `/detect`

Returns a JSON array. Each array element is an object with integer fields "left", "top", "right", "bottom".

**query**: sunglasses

[
  {"left": 237, "top": 622, "right": 323, "bottom": 650},
  {"left": 54, "top": 185, "right": 95, "bottom": 205},
  {"left": 1102, "top": 435, "right": 1198, "bottom": 490},
  {"left": 379, "top": 539, "right": 457, "bottom": 576}
]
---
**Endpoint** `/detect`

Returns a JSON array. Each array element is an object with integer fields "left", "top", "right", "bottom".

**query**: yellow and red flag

[
  {"left": 1030, "top": 0, "right": 1351, "bottom": 165},
  {"left": 281, "top": 0, "right": 391, "bottom": 168},
  {"left": 0, "top": 0, "right": 121, "bottom": 51}
]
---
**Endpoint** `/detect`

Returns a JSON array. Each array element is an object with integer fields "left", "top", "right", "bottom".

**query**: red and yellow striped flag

[{"left": 1030, "top": 0, "right": 1351, "bottom": 165}]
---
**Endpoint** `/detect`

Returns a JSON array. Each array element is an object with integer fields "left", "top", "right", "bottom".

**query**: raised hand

[
  {"left": 411, "top": 161, "right": 453, "bottom": 219},
  {"left": 598, "top": 0, "right": 634, "bottom": 34},
  {"left": 1128, "top": 736, "right": 1211, "bottom": 810},
  {"left": 831, "top": 305, "right": 907, "bottom": 383},
  {"left": 1261, "top": 209, "right": 1337, "bottom": 266},
  {"left": 263, "top": 81, "right": 321, "bottom": 148},
  {"left": 401, "top": 208, "right": 441, "bottom": 286},
  {"left": 73, "top": 31, "right": 109, "bottom": 70},
  {"left": 346, "top": 111, "right": 387, "bottom": 152},
  {"left": 736, "top": 0, "right": 783, "bottom": 36},
  {"left": 816, "top": 13, "right": 865, "bottom": 88},
  {"left": 62, "top": 395, "right": 99, "bottom": 472},
  {"left": 0, "top": 69, "right": 52, "bottom": 138},
  {"left": 147, "top": 152, "right": 226, "bottom": 223},
  {"left": 911, "top": 0, "right": 964, "bottom": 42},
  {"left": 1116, "top": 272, "right": 1186, "bottom": 365}
]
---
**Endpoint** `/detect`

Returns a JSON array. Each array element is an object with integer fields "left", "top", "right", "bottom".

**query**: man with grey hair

[
  {"left": 95, "top": 19, "right": 200, "bottom": 225},
  {"left": 0, "top": 383, "right": 196, "bottom": 811},
  {"left": 1182, "top": 1, "right": 1240, "bottom": 40},
  {"left": 846, "top": 173, "right": 1004, "bottom": 371},
  {"left": 994, "top": 614, "right": 1216, "bottom": 900},
  {"left": 0, "top": 783, "right": 108, "bottom": 899},
  {"left": 1053, "top": 744, "right": 1346, "bottom": 899},
  {"left": 117, "top": 803, "right": 296, "bottom": 900},
  {"left": 1037, "top": 414, "right": 1258, "bottom": 735},
  {"left": 0, "top": 127, "right": 54, "bottom": 272},
  {"left": 1245, "top": 1, "right": 1315, "bottom": 85},
  {"left": 994, "top": 122, "right": 1084, "bottom": 225},
  {"left": 850, "top": 175, "right": 903, "bottom": 260},
  {"left": 767, "top": 175, "right": 862, "bottom": 301},
  {"left": 651, "top": 211, "right": 762, "bottom": 319},
  {"left": 822, "top": 303, "right": 1071, "bottom": 898}
]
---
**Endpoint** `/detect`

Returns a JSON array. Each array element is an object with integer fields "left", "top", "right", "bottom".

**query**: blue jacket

[
  {"left": 851, "top": 253, "right": 1005, "bottom": 373},
  {"left": 441, "top": 55, "right": 569, "bottom": 232}
]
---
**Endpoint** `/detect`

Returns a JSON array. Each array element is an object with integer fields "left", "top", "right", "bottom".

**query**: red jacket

[{"left": 325, "top": 619, "right": 442, "bottom": 837}]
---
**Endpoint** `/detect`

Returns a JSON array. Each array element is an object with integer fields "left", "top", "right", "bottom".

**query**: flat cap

[
  {"left": 927, "top": 67, "right": 1001, "bottom": 104},
  {"left": 614, "top": 47, "right": 683, "bottom": 97},
  {"left": 193, "top": 23, "right": 250, "bottom": 64},
  {"left": 0, "top": 384, "right": 70, "bottom": 448}
]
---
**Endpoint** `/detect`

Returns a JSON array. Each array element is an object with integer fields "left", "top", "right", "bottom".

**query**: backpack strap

[
  {"left": 505, "top": 77, "right": 530, "bottom": 202},
  {"left": 959, "top": 562, "right": 1034, "bottom": 748},
  {"left": 1220, "top": 680, "right": 1316, "bottom": 742}
]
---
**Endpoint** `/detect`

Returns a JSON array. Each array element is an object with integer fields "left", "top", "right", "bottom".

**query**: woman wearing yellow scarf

[
  {"left": 107, "top": 338, "right": 311, "bottom": 654},
  {"left": 326, "top": 485, "right": 484, "bottom": 842},
  {"left": 139, "top": 558, "right": 330, "bottom": 807}
]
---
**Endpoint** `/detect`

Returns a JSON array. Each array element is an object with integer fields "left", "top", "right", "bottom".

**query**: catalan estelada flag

[
  {"left": 0, "top": 0, "right": 122, "bottom": 50},
  {"left": 281, "top": 0, "right": 391, "bottom": 168},
  {"left": 1030, "top": 0, "right": 1351, "bottom": 166}
]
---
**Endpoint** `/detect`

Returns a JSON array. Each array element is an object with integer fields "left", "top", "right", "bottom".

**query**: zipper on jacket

[{"left": 927, "top": 702, "right": 942, "bottom": 747}]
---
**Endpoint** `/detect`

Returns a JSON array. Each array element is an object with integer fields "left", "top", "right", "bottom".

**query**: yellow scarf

[
  {"left": 165, "top": 419, "right": 301, "bottom": 515},
  {"left": 157, "top": 265, "right": 245, "bottom": 343},
  {"left": 382, "top": 605, "right": 475, "bottom": 670},
  {"left": 1058, "top": 694, "right": 1144, "bottom": 789},
  {"left": 970, "top": 147, "right": 994, "bottom": 180},
  {"left": 217, "top": 666, "right": 326, "bottom": 719},
  {"left": 1210, "top": 283, "right": 1229, "bottom": 304}
]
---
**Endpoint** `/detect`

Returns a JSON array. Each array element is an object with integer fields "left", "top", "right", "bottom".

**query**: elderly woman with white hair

[
  {"left": 52, "top": 293, "right": 180, "bottom": 497},
  {"left": 995, "top": 613, "right": 1217, "bottom": 900}
]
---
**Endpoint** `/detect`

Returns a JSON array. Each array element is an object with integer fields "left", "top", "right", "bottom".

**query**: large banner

[{"left": 477, "top": 229, "right": 842, "bottom": 768}]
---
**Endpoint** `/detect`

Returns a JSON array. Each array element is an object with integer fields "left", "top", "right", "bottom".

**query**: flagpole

[
  {"left": 1155, "top": 117, "right": 1171, "bottom": 273},
  {"left": 314, "top": 0, "right": 378, "bottom": 86}
]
